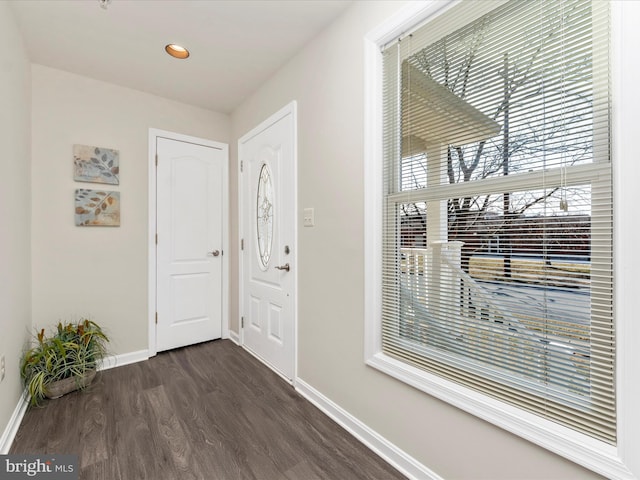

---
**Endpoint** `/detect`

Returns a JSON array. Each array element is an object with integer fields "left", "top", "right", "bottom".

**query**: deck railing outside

[{"left": 398, "top": 242, "right": 590, "bottom": 395}]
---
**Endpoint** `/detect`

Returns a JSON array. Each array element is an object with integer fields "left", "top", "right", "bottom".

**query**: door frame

[
  {"left": 148, "top": 128, "right": 229, "bottom": 357},
  {"left": 238, "top": 101, "right": 298, "bottom": 383}
]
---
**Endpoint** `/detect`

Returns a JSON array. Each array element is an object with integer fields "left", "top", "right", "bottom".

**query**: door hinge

[
  {"left": 155, "top": 153, "right": 158, "bottom": 166},
  {"left": 155, "top": 312, "right": 158, "bottom": 324},
  {"left": 241, "top": 316, "right": 244, "bottom": 328},
  {"left": 241, "top": 238, "right": 244, "bottom": 250},
  {"left": 240, "top": 160, "right": 244, "bottom": 172},
  {"left": 155, "top": 233, "right": 158, "bottom": 245}
]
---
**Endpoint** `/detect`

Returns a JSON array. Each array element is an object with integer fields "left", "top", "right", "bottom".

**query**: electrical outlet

[{"left": 0, "top": 355, "right": 5, "bottom": 382}]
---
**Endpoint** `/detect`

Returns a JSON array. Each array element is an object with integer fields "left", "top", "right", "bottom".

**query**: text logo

[{"left": 0, "top": 455, "right": 78, "bottom": 480}]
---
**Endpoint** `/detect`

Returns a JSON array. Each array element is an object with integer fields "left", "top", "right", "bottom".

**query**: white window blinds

[{"left": 381, "top": 0, "right": 614, "bottom": 444}]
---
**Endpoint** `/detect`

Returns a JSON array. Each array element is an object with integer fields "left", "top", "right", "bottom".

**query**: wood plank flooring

[{"left": 10, "top": 340, "right": 406, "bottom": 480}]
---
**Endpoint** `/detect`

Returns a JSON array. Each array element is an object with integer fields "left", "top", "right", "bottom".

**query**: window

[{"left": 367, "top": 0, "right": 620, "bottom": 461}]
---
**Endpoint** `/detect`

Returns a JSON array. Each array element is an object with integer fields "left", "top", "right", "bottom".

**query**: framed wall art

[
  {"left": 73, "top": 144, "right": 120, "bottom": 185},
  {"left": 75, "top": 189, "right": 120, "bottom": 226}
]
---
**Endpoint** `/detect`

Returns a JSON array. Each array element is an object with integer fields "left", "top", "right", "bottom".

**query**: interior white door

[
  {"left": 156, "top": 137, "right": 224, "bottom": 351},
  {"left": 240, "top": 104, "right": 296, "bottom": 381}
]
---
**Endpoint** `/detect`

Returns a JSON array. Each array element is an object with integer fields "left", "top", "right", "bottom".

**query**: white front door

[
  {"left": 156, "top": 137, "right": 225, "bottom": 352},
  {"left": 240, "top": 103, "right": 296, "bottom": 381}
]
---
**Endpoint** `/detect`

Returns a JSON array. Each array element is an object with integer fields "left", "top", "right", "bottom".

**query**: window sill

[{"left": 366, "top": 351, "right": 630, "bottom": 479}]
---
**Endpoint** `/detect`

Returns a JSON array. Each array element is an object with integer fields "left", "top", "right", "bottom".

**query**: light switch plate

[{"left": 303, "top": 208, "right": 315, "bottom": 227}]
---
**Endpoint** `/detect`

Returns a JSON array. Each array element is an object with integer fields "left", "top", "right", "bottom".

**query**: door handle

[
  {"left": 275, "top": 263, "right": 290, "bottom": 272},
  {"left": 208, "top": 250, "right": 220, "bottom": 257}
]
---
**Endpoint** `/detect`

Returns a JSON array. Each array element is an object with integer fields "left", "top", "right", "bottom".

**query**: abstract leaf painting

[
  {"left": 75, "top": 189, "right": 120, "bottom": 226},
  {"left": 73, "top": 144, "right": 120, "bottom": 185}
]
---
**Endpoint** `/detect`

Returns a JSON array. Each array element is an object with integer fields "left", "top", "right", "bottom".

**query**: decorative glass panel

[{"left": 256, "top": 163, "right": 274, "bottom": 268}]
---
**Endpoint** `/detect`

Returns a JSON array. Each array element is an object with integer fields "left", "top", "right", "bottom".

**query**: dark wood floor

[{"left": 10, "top": 340, "right": 405, "bottom": 480}]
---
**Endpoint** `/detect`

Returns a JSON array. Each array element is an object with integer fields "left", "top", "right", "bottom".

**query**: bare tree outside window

[{"left": 401, "top": 1, "right": 594, "bottom": 276}]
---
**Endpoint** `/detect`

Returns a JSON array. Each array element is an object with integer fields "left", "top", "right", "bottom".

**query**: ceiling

[{"left": 10, "top": 0, "right": 352, "bottom": 114}]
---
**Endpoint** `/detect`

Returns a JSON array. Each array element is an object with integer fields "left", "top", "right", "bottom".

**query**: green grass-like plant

[{"left": 20, "top": 319, "right": 109, "bottom": 406}]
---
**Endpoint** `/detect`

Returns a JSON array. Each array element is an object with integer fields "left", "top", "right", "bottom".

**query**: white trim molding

[
  {"left": 99, "top": 349, "right": 149, "bottom": 371},
  {"left": 228, "top": 330, "right": 240, "bottom": 345},
  {"left": 0, "top": 391, "right": 29, "bottom": 454},
  {"left": 364, "top": 1, "right": 640, "bottom": 478},
  {"left": 612, "top": 0, "right": 640, "bottom": 477},
  {"left": 296, "top": 379, "right": 443, "bottom": 480}
]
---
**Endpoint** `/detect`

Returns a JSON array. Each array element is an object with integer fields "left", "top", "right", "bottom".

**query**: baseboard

[
  {"left": 228, "top": 330, "right": 240, "bottom": 345},
  {"left": 99, "top": 349, "right": 149, "bottom": 371},
  {"left": 295, "top": 379, "right": 442, "bottom": 480},
  {"left": 0, "top": 390, "right": 28, "bottom": 454}
]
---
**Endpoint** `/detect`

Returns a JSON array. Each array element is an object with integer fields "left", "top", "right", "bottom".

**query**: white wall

[
  {"left": 230, "top": 2, "right": 604, "bottom": 478},
  {"left": 0, "top": 2, "right": 32, "bottom": 451},
  {"left": 30, "top": 65, "right": 230, "bottom": 356}
]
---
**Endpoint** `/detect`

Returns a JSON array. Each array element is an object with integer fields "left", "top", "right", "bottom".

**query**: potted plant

[{"left": 20, "top": 318, "right": 109, "bottom": 405}]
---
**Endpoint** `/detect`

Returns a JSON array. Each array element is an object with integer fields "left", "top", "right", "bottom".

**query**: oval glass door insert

[{"left": 256, "top": 163, "right": 274, "bottom": 268}]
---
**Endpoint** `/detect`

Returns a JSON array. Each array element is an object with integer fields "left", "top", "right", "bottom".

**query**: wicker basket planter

[
  {"left": 21, "top": 319, "right": 109, "bottom": 405},
  {"left": 44, "top": 369, "right": 97, "bottom": 399}
]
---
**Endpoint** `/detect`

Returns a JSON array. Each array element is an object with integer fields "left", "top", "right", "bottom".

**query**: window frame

[{"left": 363, "top": 1, "right": 639, "bottom": 478}]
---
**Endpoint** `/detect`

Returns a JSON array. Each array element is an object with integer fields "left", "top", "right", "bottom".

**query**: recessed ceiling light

[{"left": 165, "top": 44, "right": 190, "bottom": 59}]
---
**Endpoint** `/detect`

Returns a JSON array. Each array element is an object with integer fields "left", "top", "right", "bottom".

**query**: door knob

[
  {"left": 208, "top": 250, "right": 220, "bottom": 257},
  {"left": 275, "top": 263, "right": 290, "bottom": 272}
]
